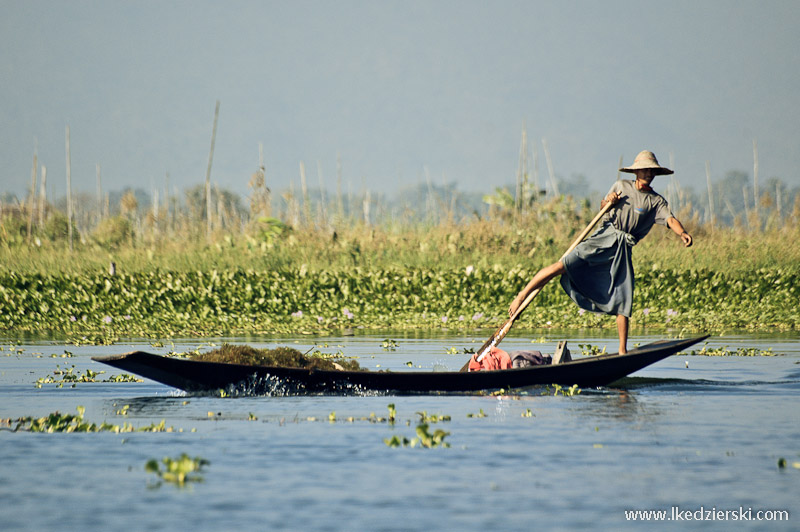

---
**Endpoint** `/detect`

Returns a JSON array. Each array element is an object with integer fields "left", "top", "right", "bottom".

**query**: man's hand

[
  {"left": 602, "top": 191, "right": 621, "bottom": 207},
  {"left": 508, "top": 294, "right": 524, "bottom": 317},
  {"left": 680, "top": 231, "right": 693, "bottom": 247}
]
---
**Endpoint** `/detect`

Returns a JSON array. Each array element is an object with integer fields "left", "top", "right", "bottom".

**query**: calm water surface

[{"left": 1, "top": 331, "right": 799, "bottom": 531}]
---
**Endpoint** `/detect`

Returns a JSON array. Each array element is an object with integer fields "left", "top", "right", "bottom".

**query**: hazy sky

[{"left": 2, "top": 0, "right": 798, "bottom": 201}]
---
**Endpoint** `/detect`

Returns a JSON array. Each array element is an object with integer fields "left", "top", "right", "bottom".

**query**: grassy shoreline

[
  {"left": 2, "top": 208, "right": 798, "bottom": 339},
  {"left": 1, "top": 263, "right": 796, "bottom": 339}
]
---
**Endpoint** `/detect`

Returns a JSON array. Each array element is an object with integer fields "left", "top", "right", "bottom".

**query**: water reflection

[{"left": 575, "top": 390, "right": 664, "bottom": 423}]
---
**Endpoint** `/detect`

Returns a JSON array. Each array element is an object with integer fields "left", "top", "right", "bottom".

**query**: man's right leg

[{"left": 509, "top": 261, "right": 566, "bottom": 316}]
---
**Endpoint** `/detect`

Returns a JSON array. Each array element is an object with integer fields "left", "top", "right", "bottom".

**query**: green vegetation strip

[
  {"left": 0, "top": 406, "right": 175, "bottom": 433},
  {"left": 0, "top": 266, "right": 797, "bottom": 338}
]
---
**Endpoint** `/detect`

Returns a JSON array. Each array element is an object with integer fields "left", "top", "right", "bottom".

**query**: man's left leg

[{"left": 616, "top": 314, "right": 628, "bottom": 355}]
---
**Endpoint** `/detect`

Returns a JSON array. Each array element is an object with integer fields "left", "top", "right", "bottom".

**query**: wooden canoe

[{"left": 92, "top": 336, "right": 707, "bottom": 394}]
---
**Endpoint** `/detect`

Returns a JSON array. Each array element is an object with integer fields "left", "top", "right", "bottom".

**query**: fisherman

[{"left": 508, "top": 150, "right": 693, "bottom": 355}]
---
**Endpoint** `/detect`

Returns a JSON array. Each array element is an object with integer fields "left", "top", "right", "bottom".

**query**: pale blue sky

[{"left": 2, "top": 0, "right": 798, "bottom": 200}]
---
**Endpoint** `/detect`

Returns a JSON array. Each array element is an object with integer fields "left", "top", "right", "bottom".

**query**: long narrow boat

[{"left": 93, "top": 336, "right": 706, "bottom": 394}]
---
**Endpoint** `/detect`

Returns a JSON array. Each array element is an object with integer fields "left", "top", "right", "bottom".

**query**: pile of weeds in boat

[{"left": 189, "top": 343, "right": 362, "bottom": 371}]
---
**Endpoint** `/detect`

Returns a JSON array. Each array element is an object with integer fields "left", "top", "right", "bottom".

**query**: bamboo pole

[
  {"left": 542, "top": 138, "right": 559, "bottom": 196},
  {"left": 753, "top": 139, "right": 759, "bottom": 223},
  {"left": 165, "top": 171, "right": 170, "bottom": 232},
  {"left": 336, "top": 151, "right": 344, "bottom": 222},
  {"left": 705, "top": 161, "right": 715, "bottom": 225},
  {"left": 299, "top": 161, "right": 310, "bottom": 227},
  {"left": 27, "top": 153, "right": 38, "bottom": 244},
  {"left": 742, "top": 186, "right": 751, "bottom": 230},
  {"left": 258, "top": 143, "right": 270, "bottom": 217},
  {"left": 362, "top": 188, "right": 371, "bottom": 225},
  {"left": 65, "top": 126, "right": 73, "bottom": 251},
  {"left": 317, "top": 161, "right": 328, "bottom": 228},
  {"left": 96, "top": 163, "right": 102, "bottom": 225},
  {"left": 205, "top": 100, "right": 220, "bottom": 240},
  {"left": 515, "top": 125, "right": 524, "bottom": 214},
  {"left": 532, "top": 143, "right": 540, "bottom": 202},
  {"left": 38, "top": 165, "right": 47, "bottom": 228}
]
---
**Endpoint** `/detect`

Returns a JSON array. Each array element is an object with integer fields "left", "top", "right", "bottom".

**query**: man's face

[{"left": 635, "top": 168, "right": 655, "bottom": 184}]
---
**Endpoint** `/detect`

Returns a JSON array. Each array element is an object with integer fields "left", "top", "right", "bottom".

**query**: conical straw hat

[{"left": 619, "top": 150, "right": 673, "bottom": 175}]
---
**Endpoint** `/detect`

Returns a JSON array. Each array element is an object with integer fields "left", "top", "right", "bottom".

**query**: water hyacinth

[{"left": 0, "top": 265, "right": 797, "bottom": 336}]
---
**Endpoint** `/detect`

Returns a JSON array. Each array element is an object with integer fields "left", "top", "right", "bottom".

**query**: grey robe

[{"left": 560, "top": 180, "right": 673, "bottom": 317}]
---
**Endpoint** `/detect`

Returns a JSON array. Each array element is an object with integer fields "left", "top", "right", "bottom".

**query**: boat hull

[{"left": 92, "top": 336, "right": 707, "bottom": 394}]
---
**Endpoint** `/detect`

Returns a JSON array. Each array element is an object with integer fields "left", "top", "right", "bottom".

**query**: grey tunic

[{"left": 560, "top": 180, "right": 673, "bottom": 317}]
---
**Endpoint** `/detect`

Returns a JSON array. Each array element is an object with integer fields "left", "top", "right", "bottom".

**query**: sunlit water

[{"left": 1, "top": 331, "right": 799, "bottom": 531}]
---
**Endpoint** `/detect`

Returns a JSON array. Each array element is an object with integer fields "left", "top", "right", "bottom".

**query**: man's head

[{"left": 619, "top": 150, "right": 673, "bottom": 178}]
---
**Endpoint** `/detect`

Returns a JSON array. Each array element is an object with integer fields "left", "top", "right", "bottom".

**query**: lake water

[{"left": 1, "top": 330, "right": 799, "bottom": 531}]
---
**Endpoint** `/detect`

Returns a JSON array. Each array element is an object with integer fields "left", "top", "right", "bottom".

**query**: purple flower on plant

[
  {"left": 317, "top": 316, "right": 324, "bottom": 324},
  {"left": 472, "top": 312, "right": 484, "bottom": 321},
  {"left": 458, "top": 315, "right": 465, "bottom": 321},
  {"left": 124, "top": 315, "right": 132, "bottom": 320},
  {"left": 70, "top": 316, "right": 77, "bottom": 322},
  {"left": 441, "top": 316, "right": 448, "bottom": 323},
  {"left": 291, "top": 310, "right": 303, "bottom": 318},
  {"left": 103, "top": 316, "right": 112, "bottom": 324},
  {"left": 667, "top": 309, "right": 678, "bottom": 317},
  {"left": 578, "top": 308, "right": 586, "bottom": 316},
  {"left": 643, "top": 308, "right": 650, "bottom": 316},
  {"left": 342, "top": 308, "right": 354, "bottom": 319}
]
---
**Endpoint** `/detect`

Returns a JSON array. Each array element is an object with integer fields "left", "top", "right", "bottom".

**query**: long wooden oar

[{"left": 459, "top": 201, "right": 615, "bottom": 372}]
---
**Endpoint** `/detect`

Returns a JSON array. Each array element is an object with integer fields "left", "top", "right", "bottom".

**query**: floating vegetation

[
  {"left": 415, "top": 411, "right": 451, "bottom": 423},
  {"left": 578, "top": 343, "right": 608, "bottom": 356},
  {"left": 0, "top": 260, "right": 797, "bottom": 337},
  {"left": 34, "top": 365, "right": 143, "bottom": 387},
  {"left": 0, "top": 406, "right": 175, "bottom": 433},
  {"left": 682, "top": 344, "right": 783, "bottom": 357},
  {"left": 381, "top": 339, "right": 398, "bottom": 350},
  {"left": 777, "top": 458, "right": 800, "bottom": 470},
  {"left": 522, "top": 408, "right": 534, "bottom": 417},
  {"left": 69, "top": 335, "right": 119, "bottom": 346},
  {"left": 384, "top": 423, "right": 450, "bottom": 449},
  {"left": 467, "top": 409, "right": 488, "bottom": 418},
  {"left": 544, "top": 384, "right": 581, "bottom": 396},
  {"left": 145, "top": 454, "right": 209, "bottom": 487},
  {"left": 188, "top": 343, "right": 361, "bottom": 371}
]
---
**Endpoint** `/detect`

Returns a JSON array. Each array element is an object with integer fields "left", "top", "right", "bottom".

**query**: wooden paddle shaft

[{"left": 472, "top": 201, "right": 614, "bottom": 364}]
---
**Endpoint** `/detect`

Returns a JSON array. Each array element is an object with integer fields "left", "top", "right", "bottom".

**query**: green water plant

[
  {"left": 381, "top": 339, "right": 398, "bottom": 350},
  {"left": 1, "top": 406, "right": 174, "bottom": 433},
  {"left": 145, "top": 454, "right": 209, "bottom": 487},
  {"left": 578, "top": 343, "right": 607, "bottom": 356},
  {"left": 682, "top": 344, "right": 782, "bottom": 356},
  {"left": 34, "top": 365, "right": 143, "bottom": 387},
  {"left": 416, "top": 411, "right": 451, "bottom": 423},
  {"left": 547, "top": 384, "right": 581, "bottom": 396},
  {"left": 384, "top": 423, "right": 450, "bottom": 449}
]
